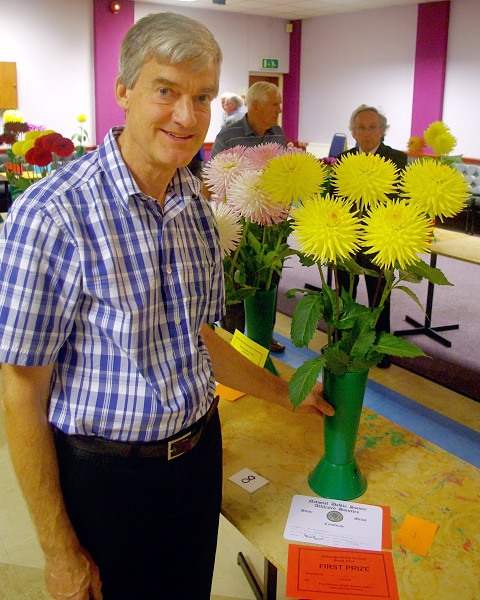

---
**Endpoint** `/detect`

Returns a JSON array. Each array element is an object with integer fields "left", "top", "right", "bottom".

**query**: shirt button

[
  {"left": 174, "top": 317, "right": 181, "bottom": 325},
  {"left": 166, "top": 266, "right": 172, "bottom": 275},
  {"left": 183, "top": 367, "right": 188, "bottom": 376}
]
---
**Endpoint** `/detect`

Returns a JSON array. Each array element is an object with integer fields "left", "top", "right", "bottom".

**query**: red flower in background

[
  {"left": 52, "top": 137, "right": 75, "bottom": 158},
  {"left": 36, "top": 132, "right": 63, "bottom": 151},
  {"left": 25, "top": 147, "right": 53, "bottom": 167}
]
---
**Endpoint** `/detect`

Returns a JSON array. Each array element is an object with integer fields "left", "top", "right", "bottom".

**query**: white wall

[
  {"left": 135, "top": 2, "right": 290, "bottom": 142},
  {"left": 299, "top": 4, "right": 418, "bottom": 153},
  {"left": 443, "top": 0, "right": 480, "bottom": 158},
  {"left": 0, "top": 0, "right": 95, "bottom": 143}
]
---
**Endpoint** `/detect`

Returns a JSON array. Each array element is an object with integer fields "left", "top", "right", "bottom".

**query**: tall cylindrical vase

[
  {"left": 308, "top": 368, "right": 369, "bottom": 500},
  {"left": 244, "top": 285, "right": 278, "bottom": 375}
]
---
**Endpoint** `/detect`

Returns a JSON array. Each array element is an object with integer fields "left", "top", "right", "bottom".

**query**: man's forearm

[{"left": 1, "top": 364, "right": 80, "bottom": 557}]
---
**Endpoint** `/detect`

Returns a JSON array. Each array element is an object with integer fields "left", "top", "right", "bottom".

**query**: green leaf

[
  {"left": 405, "top": 259, "right": 452, "bottom": 286},
  {"left": 288, "top": 357, "right": 325, "bottom": 410},
  {"left": 373, "top": 333, "right": 426, "bottom": 358},
  {"left": 291, "top": 294, "right": 324, "bottom": 347},
  {"left": 394, "top": 285, "right": 425, "bottom": 312},
  {"left": 323, "top": 347, "right": 350, "bottom": 375}
]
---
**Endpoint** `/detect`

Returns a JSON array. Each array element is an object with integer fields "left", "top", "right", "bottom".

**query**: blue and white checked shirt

[{"left": 0, "top": 128, "right": 225, "bottom": 442}]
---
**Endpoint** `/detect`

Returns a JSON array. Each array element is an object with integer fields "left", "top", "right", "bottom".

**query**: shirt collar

[{"left": 98, "top": 127, "right": 201, "bottom": 211}]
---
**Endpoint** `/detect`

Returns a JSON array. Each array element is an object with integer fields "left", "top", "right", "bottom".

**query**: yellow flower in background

[
  {"left": 11, "top": 141, "right": 25, "bottom": 156},
  {"left": 332, "top": 153, "right": 399, "bottom": 211},
  {"left": 3, "top": 109, "right": 25, "bottom": 123},
  {"left": 362, "top": 199, "right": 434, "bottom": 270},
  {"left": 430, "top": 132, "right": 457, "bottom": 156},
  {"left": 399, "top": 159, "right": 469, "bottom": 221},
  {"left": 291, "top": 193, "right": 362, "bottom": 264},
  {"left": 77, "top": 114, "right": 87, "bottom": 123},
  {"left": 424, "top": 121, "right": 457, "bottom": 156},
  {"left": 424, "top": 121, "right": 449, "bottom": 146},
  {"left": 260, "top": 152, "right": 327, "bottom": 206}
]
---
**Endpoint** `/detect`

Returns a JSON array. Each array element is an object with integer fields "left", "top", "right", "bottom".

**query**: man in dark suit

[{"left": 337, "top": 105, "right": 408, "bottom": 368}]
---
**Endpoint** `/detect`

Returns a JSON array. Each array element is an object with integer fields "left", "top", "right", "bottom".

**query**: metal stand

[
  {"left": 394, "top": 253, "right": 459, "bottom": 347},
  {"left": 237, "top": 552, "right": 277, "bottom": 600}
]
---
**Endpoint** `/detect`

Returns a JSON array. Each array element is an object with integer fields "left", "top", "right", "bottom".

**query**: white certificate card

[{"left": 284, "top": 495, "right": 383, "bottom": 551}]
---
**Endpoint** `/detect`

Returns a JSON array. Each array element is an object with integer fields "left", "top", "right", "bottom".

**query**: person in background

[
  {"left": 336, "top": 104, "right": 408, "bottom": 368},
  {"left": 210, "top": 80, "right": 285, "bottom": 158},
  {"left": 209, "top": 81, "right": 287, "bottom": 353},
  {"left": 224, "top": 93, "right": 244, "bottom": 126},
  {"left": 0, "top": 12, "right": 333, "bottom": 600},
  {"left": 220, "top": 90, "right": 233, "bottom": 126}
]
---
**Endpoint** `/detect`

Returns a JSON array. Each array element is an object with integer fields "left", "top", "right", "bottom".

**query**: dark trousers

[{"left": 54, "top": 412, "right": 223, "bottom": 600}]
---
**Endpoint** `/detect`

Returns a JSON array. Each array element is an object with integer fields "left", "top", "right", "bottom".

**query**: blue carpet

[{"left": 275, "top": 333, "right": 480, "bottom": 469}]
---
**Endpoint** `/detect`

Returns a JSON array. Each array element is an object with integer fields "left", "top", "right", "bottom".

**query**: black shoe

[
  {"left": 270, "top": 338, "right": 285, "bottom": 353},
  {"left": 378, "top": 355, "right": 392, "bottom": 369}
]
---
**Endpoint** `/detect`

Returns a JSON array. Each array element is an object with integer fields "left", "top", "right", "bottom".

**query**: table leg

[
  {"left": 237, "top": 552, "right": 277, "bottom": 600},
  {"left": 394, "top": 253, "right": 459, "bottom": 347}
]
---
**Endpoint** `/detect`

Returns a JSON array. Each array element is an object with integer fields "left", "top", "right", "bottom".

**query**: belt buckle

[{"left": 167, "top": 431, "right": 191, "bottom": 460}]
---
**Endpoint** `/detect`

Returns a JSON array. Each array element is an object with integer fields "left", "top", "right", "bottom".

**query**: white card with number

[{"left": 228, "top": 468, "right": 269, "bottom": 493}]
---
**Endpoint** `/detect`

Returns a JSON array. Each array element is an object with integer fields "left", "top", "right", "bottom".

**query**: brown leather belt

[{"left": 54, "top": 396, "right": 219, "bottom": 461}]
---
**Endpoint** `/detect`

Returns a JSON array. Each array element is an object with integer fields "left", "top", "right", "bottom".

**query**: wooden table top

[
  {"left": 219, "top": 358, "right": 480, "bottom": 600},
  {"left": 432, "top": 227, "right": 480, "bottom": 265}
]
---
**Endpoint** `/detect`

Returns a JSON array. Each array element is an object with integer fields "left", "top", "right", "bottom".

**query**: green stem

[
  {"left": 229, "top": 219, "right": 250, "bottom": 279},
  {"left": 318, "top": 262, "right": 333, "bottom": 347}
]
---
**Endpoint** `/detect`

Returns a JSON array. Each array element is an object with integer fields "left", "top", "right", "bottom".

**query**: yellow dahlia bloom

[
  {"left": 430, "top": 131, "right": 457, "bottom": 156},
  {"left": 3, "top": 109, "right": 25, "bottom": 123},
  {"left": 77, "top": 114, "right": 87, "bottom": 123},
  {"left": 260, "top": 152, "right": 327, "bottom": 207},
  {"left": 423, "top": 121, "right": 450, "bottom": 147},
  {"left": 399, "top": 159, "right": 469, "bottom": 221},
  {"left": 332, "top": 153, "right": 399, "bottom": 210},
  {"left": 362, "top": 200, "right": 434, "bottom": 270},
  {"left": 11, "top": 141, "right": 25, "bottom": 157},
  {"left": 291, "top": 193, "right": 362, "bottom": 264}
]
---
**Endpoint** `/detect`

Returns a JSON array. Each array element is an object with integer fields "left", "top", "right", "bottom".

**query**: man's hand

[
  {"left": 45, "top": 547, "right": 102, "bottom": 600},
  {"left": 292, "top": 382, "right": 335, "bottom": 416}
]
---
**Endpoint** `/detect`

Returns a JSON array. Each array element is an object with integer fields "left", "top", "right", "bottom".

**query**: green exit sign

[{"left": 261, "top": 58, "right": 279, "bottom": 69}]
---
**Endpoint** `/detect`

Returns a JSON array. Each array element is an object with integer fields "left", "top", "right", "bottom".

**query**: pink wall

[
  {"left": 410, "top": 1, "right": 450, "bottom": 137},
  {"left": 93, "top": 0, "right": 134, "bottom": 143},
  {"left": 283, "top": 20, "right": 301, "bottom": 143}
]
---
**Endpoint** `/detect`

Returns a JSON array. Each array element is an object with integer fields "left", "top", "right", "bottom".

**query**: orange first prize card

[{"left": 286, "top": 545, "right": 399, "bottom": 600}]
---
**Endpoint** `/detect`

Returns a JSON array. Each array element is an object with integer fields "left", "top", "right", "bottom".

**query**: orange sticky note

[
  {"left": 215, "top": 383, "right": 245, "bottom": 402},
  {"left": 286, "top": 545, "right": 399, "bottom": 600},
  {"left": 394, "top": 514, "right": 438, "bottom": 557}
]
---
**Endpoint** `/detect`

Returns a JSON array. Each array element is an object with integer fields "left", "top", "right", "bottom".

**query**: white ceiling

[{"left": 140, "top": 0, "right": 443, "bottom": 21}]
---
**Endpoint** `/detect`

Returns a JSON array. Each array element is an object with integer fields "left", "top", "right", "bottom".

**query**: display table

[
  {"left": 395, "top": 227, "right": 480, "bottom": 347},
  {"left": 219, "top": 358, "right": 480, "bottom": 600}
]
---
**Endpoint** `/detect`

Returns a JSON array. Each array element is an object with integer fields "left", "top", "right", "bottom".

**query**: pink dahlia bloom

[
  {"left": 227, "top": 170, "right": 287, "bottom": 225},
  {"left": 203, "top": 146, "right": 252, "bottom": 199},
  {"left": 244, "top": 143, "right": 286, "bottom": 170}
]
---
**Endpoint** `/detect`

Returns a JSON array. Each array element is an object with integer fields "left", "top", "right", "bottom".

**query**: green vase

[
  {"left": 308, "top": 368, "right": 369, "bottom": 500},
  {"left": 244, "top": 285, "right": 278, "bottom": 375}
]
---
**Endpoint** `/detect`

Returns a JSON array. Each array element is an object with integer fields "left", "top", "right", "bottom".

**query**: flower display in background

[
  {"left": 424, "top": 121, "right": 457, "bottom": 156},
  {"left": 3, "top": 128, "right": 76, "bottom": 199},
  {"left": 291, "top": 193, "right": 362, "bottom": 264},
  {"left": 3, "top": 109, "right": 25, "bottom": 123},
  {"left": 332, "top": 153, "right": 399, "bottom": 210},
  {"left": 71, "top": 113, "right": 90, "bottom": 156},
  {"left": 407, "top": 135, "right": 426, "bottom": 157},
  {"left": 399, "top": 159, "right": 469, "bottom": 221}
]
